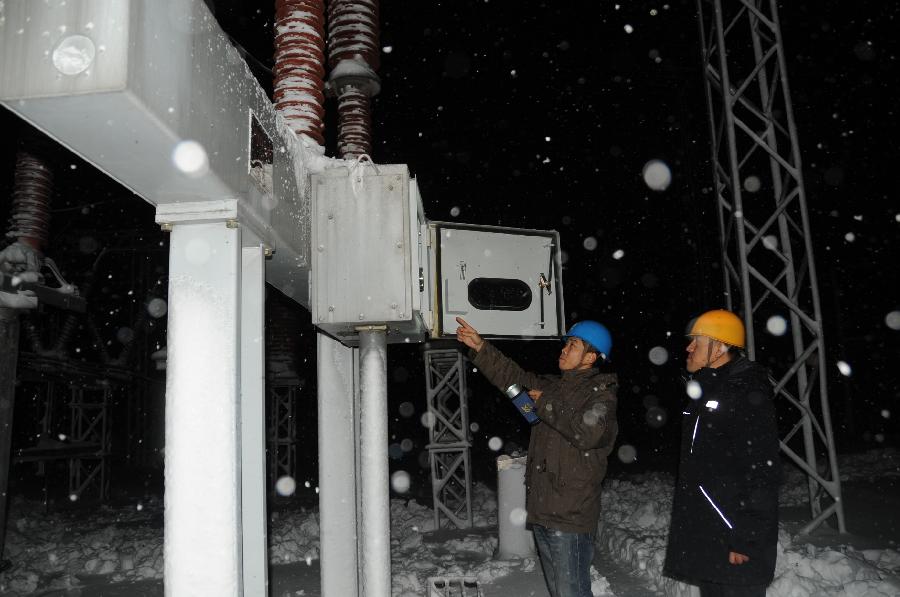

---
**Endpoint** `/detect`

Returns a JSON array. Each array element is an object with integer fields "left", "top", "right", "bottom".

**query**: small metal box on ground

[{"left": 427, "top": 576, "right": 483, "bottom": 597}]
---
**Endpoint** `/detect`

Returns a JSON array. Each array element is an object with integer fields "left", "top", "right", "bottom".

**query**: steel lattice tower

[
  {"left": 698, "top": 0, "right": 845, "bottom": 534},
  {"left": 424, "top": 349, "right": 473, "bottom": 529}
]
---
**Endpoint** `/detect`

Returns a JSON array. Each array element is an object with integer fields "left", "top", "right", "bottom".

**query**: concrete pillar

[
  {"left": 317, "top": 333, "right": 360, "bottom": 597},
  {"left": 240, "top": 241, "right": 268, "bottom": 595},
  {"left": 164, "top": 222, "right": 242, "bottom": 596}
]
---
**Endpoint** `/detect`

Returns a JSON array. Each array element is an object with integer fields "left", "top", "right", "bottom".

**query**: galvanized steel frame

[
  {"left": 267, "top": 383, "right": 299, "bottom": 490},
  {"left": 67, "top": 385, "right": 111, "bottom": 501},
  {"left": 424, "top": 349, "right": 473, "bottom": 529},
  {"left": 698, "top": 0, "right": 844, "bottom": 533}
]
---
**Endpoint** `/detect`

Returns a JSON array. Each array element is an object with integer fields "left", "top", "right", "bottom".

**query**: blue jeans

[{"left": 532, "top": 524, "right": 594, "bottom": 597}]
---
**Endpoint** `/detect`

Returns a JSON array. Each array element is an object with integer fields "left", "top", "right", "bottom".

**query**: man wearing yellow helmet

[{"left": 664, "top": 309, "right": 781, "bottom": 597}]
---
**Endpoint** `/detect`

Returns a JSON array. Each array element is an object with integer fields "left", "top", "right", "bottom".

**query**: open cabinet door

[{"left": 431, "top": 222, "right": 564, "bottom": 338}]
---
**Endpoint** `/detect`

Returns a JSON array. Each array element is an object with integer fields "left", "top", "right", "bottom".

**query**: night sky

[{"left": 1, "top": 1, "right": 897, "bottom": 497}]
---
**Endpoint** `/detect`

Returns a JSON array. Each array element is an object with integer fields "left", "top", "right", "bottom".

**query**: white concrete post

[
  {"left": 240, "top": 241, "right": 268, "bottom": 595},
  {"left": 358, "top": 327, "right": 391, "bottom": 597},
  {"left": 164, "top": 222, "right": 242, "bottom": 596},
  {"left": 317, "top": 333, "right": 360, "bottom": 597},
  {"left": 497, "top": 455, "right": 535, "bottom": 558}
]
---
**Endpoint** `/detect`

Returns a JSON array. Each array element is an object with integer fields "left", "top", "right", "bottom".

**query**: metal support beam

[
  {"left": 358, "top": 327, "right": 391, "bottom": 597},
  {"left": 164, "top": 222, "right": 242, "bottom": 596},
  {"left": 67, "top": 385, "right": 111, "bottom": 501},
  {"left": 267, "top": 383, "right": 299, "bottom": 491},
  {"left": 0, "top": 310, "right": 20, "bottom": 560},
  {"left": 698, "top": 0, "right": 844, "bottom": 533},
  {"left": 317, "top": 333, "right": 360, "bottom": 597},
  {"left": 240, "top": 242, "right": 268, "bottom": 595},
  {"left": 424, "top": 349, "right": 473, "bottom": 529}
]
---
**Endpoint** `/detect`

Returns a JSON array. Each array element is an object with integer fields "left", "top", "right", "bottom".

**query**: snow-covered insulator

[
  {"left": 326, "top": 0, "right": 380, "bottom": 71},
  {"left": 325, "top": 0, "right": 381, "bottom": 158},
  {"left": 274, "top": 0, "right": 327, "bottom": 145},
  {"left": 335, "top": 84, "right": 372, "bottom": 159},
  {"left": 8, "top": 150, "right": 53, "bottom": 249}
]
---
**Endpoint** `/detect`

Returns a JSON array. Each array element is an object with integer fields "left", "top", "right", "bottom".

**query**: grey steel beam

[
  {"left": 240, "top": 241, "right": 268, "bottom": 595},
  {"left": 0, "top": 0, "right": 311, "bottom": 305},
  {"left": 317, "top": 334, "right": 360, "bottom": 597},
  {"left": 424, "top": 349, "right": 473, "bottom": 530},
  {"left": 697, "top": 0, "right": 844, "bottom": 534},
  {"left": 0, "top": 310, "right": 20, "bottom": 558},
  {"left": 358, "top": 327, "right": 391, "bottom": 597}
]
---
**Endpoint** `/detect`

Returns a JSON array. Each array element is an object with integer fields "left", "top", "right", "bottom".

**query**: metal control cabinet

[
  {"left": 428, "top": 222, "right": 564, "bottom": 339},
  {"left": 311, "top": 164, "right": 427, "bottom": 343},
  {"left": 311, "top": 165, "right": 565, "bottom": 343}
]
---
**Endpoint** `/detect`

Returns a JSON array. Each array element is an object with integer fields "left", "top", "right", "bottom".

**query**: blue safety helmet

[{"left": 565, "top": 320, "right": 612, "bottom": 361}]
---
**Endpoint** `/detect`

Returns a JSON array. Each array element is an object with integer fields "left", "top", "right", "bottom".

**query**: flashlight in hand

[{"left": 505, "top": 384, "right": 541, "bottom": 425}]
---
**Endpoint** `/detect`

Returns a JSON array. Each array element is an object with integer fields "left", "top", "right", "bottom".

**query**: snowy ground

[{"left": 1, "top": 449, "right": 898, "bottom": 596}]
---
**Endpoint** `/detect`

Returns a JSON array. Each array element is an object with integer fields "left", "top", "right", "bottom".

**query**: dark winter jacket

[
  {"left": 471, "top": 341, "right": 618, "bottom": 534},
  {"left": 664, "top": 355, "right": 781, "bottom": 586}
]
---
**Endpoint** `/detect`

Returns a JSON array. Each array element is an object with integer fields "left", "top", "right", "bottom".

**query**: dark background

[{"left": 1, "top": 0, "right": 897, "bottom": 501}]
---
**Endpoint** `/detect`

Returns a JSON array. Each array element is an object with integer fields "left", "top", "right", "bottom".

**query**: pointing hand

[{"left": 455, "top": 317, "right": 485, "bottom": 352}]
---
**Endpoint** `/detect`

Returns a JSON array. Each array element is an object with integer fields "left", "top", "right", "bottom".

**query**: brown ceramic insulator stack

[
  {"left": 8, "top": 150, "right": 52, "bottom": 251},
  {"left": 326, "top": 0, "right": 381, "bottom": 159},
  {"left": 326, "top": 0, "right": 380, "bottom": 71},
  {"left": 273, "top": 0, "right": 327, "bottom": 145},
  {"left": 335, "top": 85, "right": 372, "bottom": 159}
]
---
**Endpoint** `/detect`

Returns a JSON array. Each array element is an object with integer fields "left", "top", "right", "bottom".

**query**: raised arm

[{"left": 455, "top": 317, "right": 547, "bottom": 393}]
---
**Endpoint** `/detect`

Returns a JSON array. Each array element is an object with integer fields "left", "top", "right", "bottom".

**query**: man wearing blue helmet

[{"left": 456, "top": 316, "right": 618, "bottom": 597}]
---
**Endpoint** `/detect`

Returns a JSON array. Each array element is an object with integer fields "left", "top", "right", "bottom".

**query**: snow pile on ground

[
  {"left": 598, "top": 465, "right": 900, "bottom": 597},
  {"left": 781, "top": 448, "right": 899, "bottom": 507},
  {"left": 0, "top": 483, "right": 530, "bottom": 596},
  {"left": 1, "top": 449, "right": 898, "bottom": 595},
  {"left": 268, "top": 506, "right": 321, "bottom": 565},
  {"left": 390, "top": 483, "right": 522, "bottom": 597},
  {"left": 0, "top": 497, "right": 164, "bottom": 595}
]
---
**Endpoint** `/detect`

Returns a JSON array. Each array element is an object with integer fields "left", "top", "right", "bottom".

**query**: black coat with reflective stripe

[{"left": 664, "top": 356, "right": 781, "bottom": 586}]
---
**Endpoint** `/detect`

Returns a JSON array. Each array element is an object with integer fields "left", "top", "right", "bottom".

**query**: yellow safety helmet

[{"left": 686, "top": 309, "right": 746, "bottom": 349}]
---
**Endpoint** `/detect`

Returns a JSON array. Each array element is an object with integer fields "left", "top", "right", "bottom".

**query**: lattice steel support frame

[
  {"left": 68, "top": 385, "right": 111, "bottom": 501},
  {"left": 698, "top": 0, "right": 844, "bottom": 534},
  {"left": 424, "top": 349, "right": 473, "bottom": 529},
  {"left": 267, "top": 383, "right": 299, "bottom": 490}
]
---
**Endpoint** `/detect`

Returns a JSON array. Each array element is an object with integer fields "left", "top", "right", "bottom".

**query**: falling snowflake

[
  {"left": 275, "top": 476, "right": 297, "bottom": 496},
  {"left": 686, "top": 380, "right": 703, "bottom": 399},
  {"left": 642, "top": 159, "right": 671, "bottom": 191},
  {"left": 617, "top": 444, "right": 637, "bottom": 464},
  {"left": 766, "top": 315, "right": 788, "bottom": 336},
  {"left": 171, "top": 140, "right": 209, "bottom": 177},
  {"left": 648, "top": 346, "right": 668, "bottom": 365},
  {"left": 391, "top": 471, "right": 411, "bottom": 494}
]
